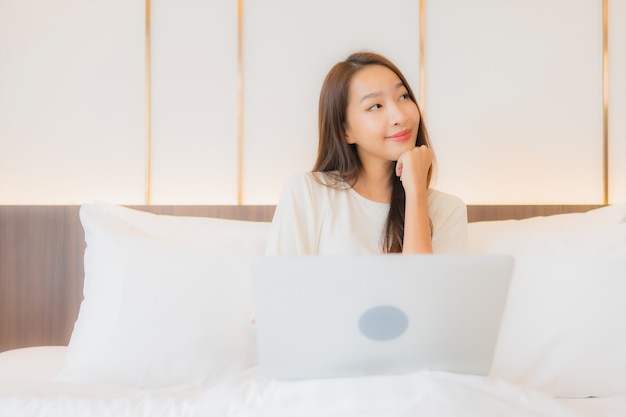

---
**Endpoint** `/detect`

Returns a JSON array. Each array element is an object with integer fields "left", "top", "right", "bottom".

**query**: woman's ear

[{"left": 344, "top": 124, "right": 355, "bottom": 144}]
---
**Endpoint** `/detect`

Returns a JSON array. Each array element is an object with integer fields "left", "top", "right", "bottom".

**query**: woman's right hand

[{"left": 395, "top": 145, "right": 433, "bottom": 198}]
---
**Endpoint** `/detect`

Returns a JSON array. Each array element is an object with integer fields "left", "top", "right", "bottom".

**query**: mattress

[{"left": 0, "top": 346, "right": 624, "bottom": 417}]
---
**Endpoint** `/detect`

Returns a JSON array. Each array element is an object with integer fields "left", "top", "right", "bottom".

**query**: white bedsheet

[{"left": 0, "top": 347, "right": 624, "bottom": 417}]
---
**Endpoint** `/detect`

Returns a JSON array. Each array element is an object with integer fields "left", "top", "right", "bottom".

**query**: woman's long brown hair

[{"left": 313, "top": 51, "right": 433, "bottom": 253}]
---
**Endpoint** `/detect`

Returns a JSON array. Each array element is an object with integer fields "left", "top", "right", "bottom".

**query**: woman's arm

[
  {"left": 396, "top": 146, "right": 435, "bottom": 254},
  {"left": 402, "top": 191, "right": 433, "bottom": 253}
]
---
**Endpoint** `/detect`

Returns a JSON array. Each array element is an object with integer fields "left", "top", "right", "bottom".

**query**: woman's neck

[{"left": 352, "top": 162, "right": 394, "bottom": 203}]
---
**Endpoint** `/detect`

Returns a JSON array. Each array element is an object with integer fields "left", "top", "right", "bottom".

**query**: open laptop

[{"left": 251, "top": 254, "right": 514, "bottom": 380}]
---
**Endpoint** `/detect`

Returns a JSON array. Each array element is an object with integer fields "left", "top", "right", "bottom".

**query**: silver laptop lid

[{"left": 252, "top": 254, "right": 514, "bottom": 380}]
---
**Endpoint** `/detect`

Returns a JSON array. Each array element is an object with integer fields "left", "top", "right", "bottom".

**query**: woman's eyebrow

[
  {"left": 360, "top": 82, "right": 405, "bottom": 103},
  {"left": 360, "top": 91, "right": 381, "bottom": 103}
]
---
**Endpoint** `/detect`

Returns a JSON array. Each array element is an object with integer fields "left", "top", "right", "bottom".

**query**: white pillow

[
  {"left": 491, "top": 255, "right": 626, "bottom": 398},
  {"left": 57, "top": 203, "right": 271, "bottom": 389},
  {"left": 471, "top": 205, "right": 626, "bottom": 398},
  {"left": 468, "top": 204, "right": 626, "bottom": 255}
]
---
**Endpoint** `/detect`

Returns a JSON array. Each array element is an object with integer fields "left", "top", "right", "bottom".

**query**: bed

[{"left": 0, "top": 202, "right": 624, "bottom": 417}]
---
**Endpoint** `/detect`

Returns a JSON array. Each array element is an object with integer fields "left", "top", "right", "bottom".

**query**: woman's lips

[{"left": 386, "top": 129, "right": 412, "bottom": 142}]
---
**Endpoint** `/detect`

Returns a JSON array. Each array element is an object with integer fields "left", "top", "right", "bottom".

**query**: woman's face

[{"left": 344, "top": 65, "right": 420, "bottom": 168}]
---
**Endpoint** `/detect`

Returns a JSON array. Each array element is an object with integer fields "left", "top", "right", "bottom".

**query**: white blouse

[{"left": 266, "top": 172, "right": 468, "bottom": 255}]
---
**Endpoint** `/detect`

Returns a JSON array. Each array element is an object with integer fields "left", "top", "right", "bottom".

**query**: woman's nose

[{"left": 388, "top": 103, "right": 406, "bottom": 126}]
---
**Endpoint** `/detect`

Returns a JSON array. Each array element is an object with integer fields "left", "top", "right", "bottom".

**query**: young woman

[{"left": 266, "top": 51, "right": 467, "bottom": 255}]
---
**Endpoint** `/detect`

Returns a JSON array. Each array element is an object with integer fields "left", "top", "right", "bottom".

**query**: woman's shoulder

[
  {"left": 281, "top": 171, "right": 325, "bottom": 190},
  {"left": 274, "top": 172, "right": 340, "bottom": 224},
  {"left": 428, "top": 188, "right": 466, "bottom": 208},
  {"left": 428, "top": 189, "right": 468, "bottom": 252},
  {"left": 428, "top": 188, "right": 468, "bottom": 220},
  {"left": 281, "top": 171, "right": 347, "bottom": 193}
]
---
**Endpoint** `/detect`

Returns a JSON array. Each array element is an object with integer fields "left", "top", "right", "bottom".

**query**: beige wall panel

[
  {"left": 426, "top": 0, "right": 603, "bottom": 204},
  {"left": 609, "top": 0, "right": 626, "bottom": 203},
  {"left": 242, "top": 0, "right": 420, "bottom": 204},
  {"left": 150, "top": 0, "right": 238, "bottom": 204},
  {"left": 0, "top": 0, "right": 617, "bottom": 205},
  {"left": 0, "top": 0, "right": 145, "bottom": 204}
]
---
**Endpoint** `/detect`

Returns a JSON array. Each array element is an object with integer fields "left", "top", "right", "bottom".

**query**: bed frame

[{"left": 0, "top": 204, "right": 602, "bottom": 353}]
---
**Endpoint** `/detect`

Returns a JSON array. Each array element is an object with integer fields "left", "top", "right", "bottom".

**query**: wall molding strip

[
  {"left": 145, "top": 0, "right": 152, "bottom": 204},
  {"left": 236, "top": 0, "right": 245, "bottom": 204},
  {"left": 419, "top": 0, "right": 426, "bottom": 110},
  {"left": 602, "top": 0, "right": 609, "bottom": 204}
]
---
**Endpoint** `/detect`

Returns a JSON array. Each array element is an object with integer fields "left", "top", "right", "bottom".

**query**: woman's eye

[
  {"left": 399, "top": 93, "right": 409, "bottom": 100},
  {"left": 367, "top": 104, "right": 382, "bottom": 111}
]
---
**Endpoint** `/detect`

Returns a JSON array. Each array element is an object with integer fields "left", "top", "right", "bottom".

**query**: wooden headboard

[{"left": 0, "top": 204, "right": 602, "bottom": 353}]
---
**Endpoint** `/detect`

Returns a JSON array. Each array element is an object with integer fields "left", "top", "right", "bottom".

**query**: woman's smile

[{"left": 385, "top": 129, "right": 412, "bottom": 142}]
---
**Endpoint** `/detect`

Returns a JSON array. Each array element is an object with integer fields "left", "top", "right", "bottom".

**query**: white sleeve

[
  {"left": 265, "top": 173, "right": 322, "bottom": 255},
  {"left": 430, "top": 191, "right": 468, "bottom": 254}
]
